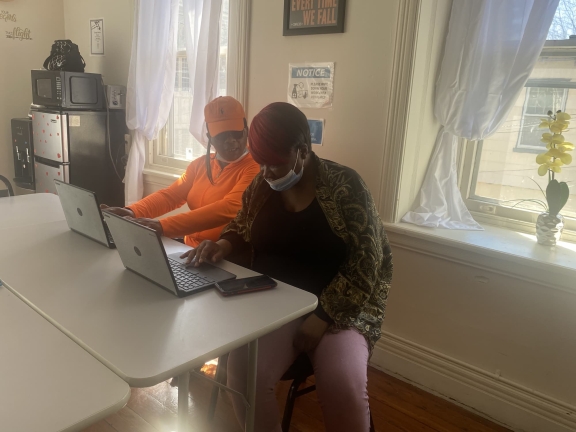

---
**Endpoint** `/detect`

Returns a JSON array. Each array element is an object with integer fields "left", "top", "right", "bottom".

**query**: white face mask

[
  {"left": 265, "top": 149, "right": 304, "bottom": 192},
  {"left": 216, "top": 149, "right": 248, "bottom": 164}
]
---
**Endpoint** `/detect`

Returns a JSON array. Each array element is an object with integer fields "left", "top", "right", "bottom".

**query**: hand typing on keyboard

[{"left": 168, "top": 258, "right": 215, "bottom": 291}]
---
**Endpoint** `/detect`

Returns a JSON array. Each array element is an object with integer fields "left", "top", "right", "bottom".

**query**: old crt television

[{"left": 31, "top": 70, "right": 105, "bottom": 110}]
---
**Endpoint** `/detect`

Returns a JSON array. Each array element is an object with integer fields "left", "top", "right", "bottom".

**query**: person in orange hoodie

[{"left": 101, "top": 96, "right": 260, "bottom": 248}]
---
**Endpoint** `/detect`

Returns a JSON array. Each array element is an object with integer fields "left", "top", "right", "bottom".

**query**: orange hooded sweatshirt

[{"left": 127, "top": 153, "right": 259, "bottom": 247}]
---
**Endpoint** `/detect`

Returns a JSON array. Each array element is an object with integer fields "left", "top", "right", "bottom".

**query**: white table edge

[
  {"left": 135, "top": 300, "right": 318, "bottom": 387},
  {"left": 3, "top": 278, "right": 318, "bottom": 388},
  {"left": 0, "top": 284, "right": 132, "bottom": 432},
  {"left": 63, "top": 387, "right": 131, "bottom": 432}
]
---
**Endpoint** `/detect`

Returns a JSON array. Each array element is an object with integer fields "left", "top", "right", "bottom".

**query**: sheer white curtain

[
  {"left": 402, "top": 0, "right": 559, "bottom": 230},
  {"left": 183, "top": 0, "right": 222, "bottom": 146},
  {"left": 125, "top": 0, "right": 179, "bottom": 205}
]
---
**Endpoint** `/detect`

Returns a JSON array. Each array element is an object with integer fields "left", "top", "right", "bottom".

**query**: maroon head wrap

[{"left": 249, "top": 102, "right": 311, "bottom": 166}]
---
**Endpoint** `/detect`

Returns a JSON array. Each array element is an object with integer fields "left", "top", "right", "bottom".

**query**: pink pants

[{"left": 227, "top": 316, "right": 370, "bottom": 432}]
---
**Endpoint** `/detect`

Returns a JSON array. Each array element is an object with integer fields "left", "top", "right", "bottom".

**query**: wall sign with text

[
  {"left": 288, "top": 62, "right": 334, "bottom": 108},
  {"left": 90, "top": 18, "right": 104, "bottom": 55},
  {"left": 5, "top": 27, "right": 32, "bottom": 41},
  {"left": 284, "top": 0, "right": 346, "bottom": 36},
  {"left": 1, "top": 10, "right": 17, "bottom": 23},
  {"left": 2, "top": 10, "right": 33, "bottom": 42}
]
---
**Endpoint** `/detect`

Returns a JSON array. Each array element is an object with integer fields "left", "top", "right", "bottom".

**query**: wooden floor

[{"left": 83, "top": 364, "right": 511, "bottom": 432}]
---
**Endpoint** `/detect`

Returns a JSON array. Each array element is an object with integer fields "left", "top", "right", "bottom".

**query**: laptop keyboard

[{"left": 168, "top": 258, "right": 215, "bottom": 292}]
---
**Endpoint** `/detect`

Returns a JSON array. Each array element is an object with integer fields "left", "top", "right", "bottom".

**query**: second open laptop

[
  {"left": 102, "top": 211, "right": 236, "bottom": 297},
  {"left": 54, "top": 180, "right": 116, "bottom": 248}
]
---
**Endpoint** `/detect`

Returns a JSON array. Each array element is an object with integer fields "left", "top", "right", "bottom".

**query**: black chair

[
  {"left": 207, "top": 353, "right": 375, "bottom": 432},
  {"left": 0, "top": 175, "right": 15, "bottom": 198}
]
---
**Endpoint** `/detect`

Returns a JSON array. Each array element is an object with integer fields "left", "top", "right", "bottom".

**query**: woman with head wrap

[{"left": 184, "top": 102, "right": 393, "bottom": 432}]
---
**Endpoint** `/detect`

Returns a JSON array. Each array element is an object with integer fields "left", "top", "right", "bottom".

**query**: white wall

[
  {"left": 375, "top": 230, "right": 576, "bottom": 432},
  {"left": 0, "top": 0, "right": 65, "bottom": 195},
  {"left": 246, "top": 0, "right": 400, "bottom": 205},
  {"left": 63, "top": 0, "right": 133, "bottom": 86}
]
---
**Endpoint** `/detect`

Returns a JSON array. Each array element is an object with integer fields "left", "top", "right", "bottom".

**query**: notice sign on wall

[{"left": 288, "top": 63, "right": 334, "bottom": 109}]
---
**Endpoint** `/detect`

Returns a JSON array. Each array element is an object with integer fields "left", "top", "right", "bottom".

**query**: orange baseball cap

[{"left": 204, "top": 96, "right": 246, "bottom": 137}]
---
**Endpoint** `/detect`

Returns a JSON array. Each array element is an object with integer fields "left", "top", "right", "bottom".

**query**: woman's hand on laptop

[
  {"left": 100, "top": 204, "right": 134, "bottom": 218},
  {"left": 181, "top": 239, "right": 232, "bottom": 267}
]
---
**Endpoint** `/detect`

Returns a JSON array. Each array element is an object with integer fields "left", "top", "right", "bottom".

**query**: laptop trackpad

[{"left": 167, "top": 252, "right": 236, "bottom": 282}]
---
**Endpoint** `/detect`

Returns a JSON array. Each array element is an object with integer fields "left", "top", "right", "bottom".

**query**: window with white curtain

[
  {"left": 460, "top": 2, "right": 576, "bottom": 236},
  {"left": 150, "top": 0, "right": 231, "bottom": 171}
]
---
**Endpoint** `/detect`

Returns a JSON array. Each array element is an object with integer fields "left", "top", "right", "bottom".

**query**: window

[
  {"left": 515, "top": 87, "right": 567, "bottom": 153},
  {"left": 150, "top": 0, "right": 233, "bottom": 171},
  {"left": 461, "top": 3, "right": 576, "bottom": 236}
]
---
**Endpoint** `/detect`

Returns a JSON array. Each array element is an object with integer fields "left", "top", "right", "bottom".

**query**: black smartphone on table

[{"left": 215, "top": 275, "right": 277, "bottom": 296}]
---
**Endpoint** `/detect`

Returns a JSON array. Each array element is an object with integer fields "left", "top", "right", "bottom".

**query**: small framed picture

[{"left": 283, "top": 0, "right": 346, "bottom": 36}]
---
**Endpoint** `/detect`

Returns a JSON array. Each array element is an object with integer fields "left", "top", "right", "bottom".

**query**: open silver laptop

[
  {"left": 102, "top": 211, "right": 236, "bottom": 297},
  {"left": 54, "top": 180, "right": 115, "bottom": 248}
]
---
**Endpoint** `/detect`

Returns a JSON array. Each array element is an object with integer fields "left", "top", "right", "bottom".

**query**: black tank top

[{"left": 250, "top": 192, "right": 347, "bottom": 300}]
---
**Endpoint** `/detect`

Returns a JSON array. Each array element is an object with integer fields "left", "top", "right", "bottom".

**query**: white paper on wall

[
  {"left": 288, "top": 62, "right": 334, "bottom": 108},
  {"left": 90, "top": 18, "right": 104, "bottom": 56}
]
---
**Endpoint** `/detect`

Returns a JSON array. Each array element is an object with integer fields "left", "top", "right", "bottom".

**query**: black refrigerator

[{"left": 32, "top": 109, "right": 126, "bottom": 207}]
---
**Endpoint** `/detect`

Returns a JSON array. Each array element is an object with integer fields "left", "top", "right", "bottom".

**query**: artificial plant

[{"left": 535, "top": 110, "right": 573, "bottom": 217}]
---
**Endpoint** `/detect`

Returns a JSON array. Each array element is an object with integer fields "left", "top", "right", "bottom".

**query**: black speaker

[{"left": 11, "top": 118, "right": 35, "bottom": 190}]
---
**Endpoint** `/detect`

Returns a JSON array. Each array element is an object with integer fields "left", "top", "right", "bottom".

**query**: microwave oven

[{"left": 31, "top": 70, "right": 105, "bottom": 110}]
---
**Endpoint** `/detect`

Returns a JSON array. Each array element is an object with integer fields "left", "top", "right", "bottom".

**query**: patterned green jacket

[{"left": 220, "top": 153, "right": 393, "bottom": 352}]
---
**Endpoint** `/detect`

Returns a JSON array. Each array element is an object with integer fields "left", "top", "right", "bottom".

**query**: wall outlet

[{"left": 106, "top": 85, "right": 127, "bottom": 109}]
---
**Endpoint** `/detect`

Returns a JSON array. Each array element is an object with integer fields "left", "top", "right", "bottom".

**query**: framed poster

[
  {"left": 283, "top": 0, "right": 346, "bottom": 36},
  {"left": 90, "top": 18, "right": 104, "bottom": 55}
]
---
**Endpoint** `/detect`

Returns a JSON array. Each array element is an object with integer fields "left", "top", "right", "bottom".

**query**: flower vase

[{"left": 535, "top": 212, "right": 564, "bottom": 246}]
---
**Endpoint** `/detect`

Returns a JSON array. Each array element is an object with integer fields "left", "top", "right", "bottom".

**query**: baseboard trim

[{"left": 370, "top": 331, "right": 576, "bottom": 432}]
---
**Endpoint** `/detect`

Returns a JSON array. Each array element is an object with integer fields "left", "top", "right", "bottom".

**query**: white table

[
  {"left": 0, "top": 286, "right": 130, "bottom": 432},
  {"left": 0, "top": 193, "right": 65, "bottom": 230},
  {"left": 0, "top": 217, "right": 318, "bottom": 431}
]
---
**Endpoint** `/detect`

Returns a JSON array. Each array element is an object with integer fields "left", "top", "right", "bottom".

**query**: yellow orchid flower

[
  {"left": 550, "top": 121, "right": 568, "bottom": 133},
  {"left": 560, "top": 153, "right": 573, "bottom": 165},
  {"left": 550, "top": 158, "right": 564, "bottom": 166},
  {"left": 547, "top": 148, "right": 564, "bottom": 159},
  {"left": 536, "top": 153, "right": 550, "bottom": 164},
  {"left": 537, "top": 158, "right": 564, "bottom": 176},
  {"left": 541, "top": 133, "right": 553, "bottom": 143},
  {"left": 538, "top": 164, "right": 548, "bottom": 176},
  {"left": 535, "top": 111, "right": 572, "bottom": 178}
]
